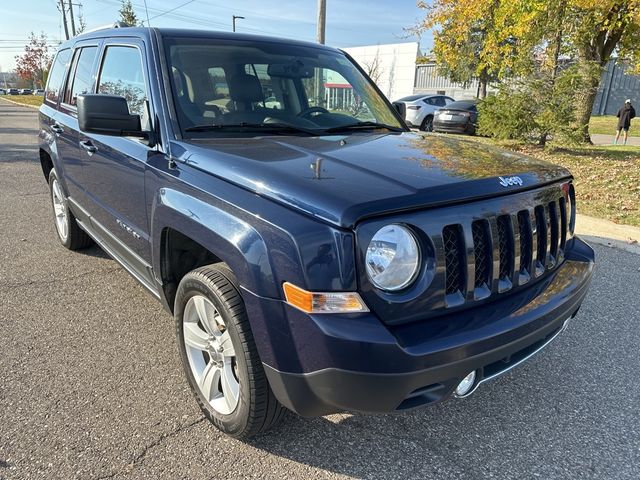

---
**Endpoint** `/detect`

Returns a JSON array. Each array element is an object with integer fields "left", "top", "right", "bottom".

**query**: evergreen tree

[{"left": 119, "top": 0, "right": 139, "bottom": 27}]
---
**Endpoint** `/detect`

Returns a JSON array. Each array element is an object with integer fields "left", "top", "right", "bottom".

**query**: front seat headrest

[{"left": 228, "top": 73, "right": 264, "bottom": 104}]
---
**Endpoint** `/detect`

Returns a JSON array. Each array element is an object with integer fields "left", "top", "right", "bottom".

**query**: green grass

[
  {"left": 1, "top": 95, "right": 44, "bottom": 107},
  {"left": 589, "top": 115, "right": 639, "bottom": 136},
  {"left": 464, "top": 136, "right": 640, "bottom": 227}
]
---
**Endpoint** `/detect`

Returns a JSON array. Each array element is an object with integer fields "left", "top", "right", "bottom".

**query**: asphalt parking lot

[{"left": 1, "top": 99, "right": 639, "bottom": 479}]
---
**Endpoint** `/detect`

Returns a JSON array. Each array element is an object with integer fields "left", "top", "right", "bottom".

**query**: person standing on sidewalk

[{"left": 614, "top": 99, "right": 636, "bottom": 145}]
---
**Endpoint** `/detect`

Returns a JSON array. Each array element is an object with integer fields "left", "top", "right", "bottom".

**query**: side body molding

[{"left": 151, "top": 188, "right": 278, "bottom": 300}]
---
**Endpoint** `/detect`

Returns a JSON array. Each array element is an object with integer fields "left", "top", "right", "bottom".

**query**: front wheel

[{"left": 174, "top": 265, "right": 285, "bottom": 438}]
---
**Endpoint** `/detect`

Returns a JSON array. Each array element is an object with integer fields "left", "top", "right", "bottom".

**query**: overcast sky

[{"left": 0, "top": 0, "right": 432, "bottom": 71}]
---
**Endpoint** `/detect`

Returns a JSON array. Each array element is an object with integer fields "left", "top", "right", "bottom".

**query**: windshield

[{"left": 163, "top": 36, "right": 404, "bottom": 137}]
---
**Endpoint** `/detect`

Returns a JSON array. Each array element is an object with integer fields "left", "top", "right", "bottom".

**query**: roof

[{"left": 59, "top": 26, "right": 338, "bottom": 54}]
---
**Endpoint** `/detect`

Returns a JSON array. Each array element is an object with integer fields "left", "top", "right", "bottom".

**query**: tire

[
  {"left": 466, "top": 122, "right": 477, "bottom": 136},
  {"left": 174, "top": 264, "right": 285, "bottom": 438},
  {"left": 420, "top": 115, "right": 434, "bottom": 132},
  {"left": 48, "top": 171, "right": 93, "bottom": 250}
]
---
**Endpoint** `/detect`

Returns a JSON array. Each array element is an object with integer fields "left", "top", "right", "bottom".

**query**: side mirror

[
  {"left": 392, "top": 101, "right": 406, "bottom": 119},
  {"left": 77, "top": 94, "right": 147, "bottom": 138}
]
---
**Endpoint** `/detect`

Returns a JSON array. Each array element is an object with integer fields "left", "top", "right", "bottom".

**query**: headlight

[{"left": 365, "top": 224, "right": 420, "bottom": 291}]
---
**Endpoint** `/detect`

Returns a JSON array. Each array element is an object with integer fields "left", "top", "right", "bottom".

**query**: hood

[{"left": 173, "top": 133, "right": 571, "bottom": 228}]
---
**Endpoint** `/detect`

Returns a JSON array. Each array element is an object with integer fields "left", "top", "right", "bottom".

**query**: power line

[{"left": 148, "top": 0, "right": 198, "bottom": 22}]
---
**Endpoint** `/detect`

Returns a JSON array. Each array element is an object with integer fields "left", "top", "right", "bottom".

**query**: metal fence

[
  {"left": 593, "top": 61, "right": 640, "bottom": 116},
  {"left": 414, "top": 60, "right": 639, "bottom": 115},
  {"left": 414, "top": 63, "right": 484, "bottom": 99}
]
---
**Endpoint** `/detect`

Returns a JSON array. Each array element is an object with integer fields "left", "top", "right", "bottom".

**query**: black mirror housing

[
  {"left": 392, "top": 101, "right": 406, "bottom": 119},
  {"left": 77, "top": 94, "right": 146, "bottom": 138}
]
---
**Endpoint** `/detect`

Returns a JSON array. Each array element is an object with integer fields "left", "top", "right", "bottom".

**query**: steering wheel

[{"left": 297, "top": 106, "right": 329, "bottom": 118}]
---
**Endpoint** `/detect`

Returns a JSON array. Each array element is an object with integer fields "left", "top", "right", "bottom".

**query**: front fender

[{"left": 151, "top": 187, "right": 278, "bottom": 300}]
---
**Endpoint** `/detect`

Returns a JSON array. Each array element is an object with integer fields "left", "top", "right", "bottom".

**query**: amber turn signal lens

[{"left": 282, "top": 282, "right": 369, "bottom": 314}]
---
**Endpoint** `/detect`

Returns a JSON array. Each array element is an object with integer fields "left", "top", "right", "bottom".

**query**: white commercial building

[{"left": 342, "top": 42, "right": 420, "bottom": 102}]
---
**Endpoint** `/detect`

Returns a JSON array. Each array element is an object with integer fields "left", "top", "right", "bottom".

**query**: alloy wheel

[
  {"left": 51, "top": 179, "right": 68, "bottom": 241},
  {"left": 183, "top": 295, "right": 240, "bottom": 415}
]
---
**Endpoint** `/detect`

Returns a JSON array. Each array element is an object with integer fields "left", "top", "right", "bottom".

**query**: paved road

[
  {"left": 590, "top": 133, "right": 640, "bottom": 146},
  {"left": 1, "top": 99, "right": 639, "bottom": 479}
]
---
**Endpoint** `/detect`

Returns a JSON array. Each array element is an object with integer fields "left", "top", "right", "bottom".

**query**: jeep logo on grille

[{"left": 499, "top": 176, "right": 523, "bottom": 187}]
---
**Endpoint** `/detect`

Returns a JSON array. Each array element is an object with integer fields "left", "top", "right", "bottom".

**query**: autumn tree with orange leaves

[
  {"left": 417, "top": 0, "right": 640, "bottom": 143},
  {"left": 15, "top": 33, "right": 53, "bottom": 89}
]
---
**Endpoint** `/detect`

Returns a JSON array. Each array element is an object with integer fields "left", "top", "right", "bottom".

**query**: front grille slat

[
  {"left": 548, "top": 201, "right": 559, "bottom": 268},
  {"left": 496, "top": 215, "right": 514, "bottom": 292},
  {"left": 471, "top": 220, "right": 492, "bottom": 300},
  {"left": 559, "top": 196, "right": 568, "bottom": 254},
  {"left": 517, "top": 210, "right": 532, "bottom": 285},
  {"left": 443, "top": 225, "right": 466, "bottom": 299},
  {"left": 534, "top": 206, "right": 547, "bottom": 276},
  {"left": 472, "top": 221, "right": 491, "bottom": 289}
]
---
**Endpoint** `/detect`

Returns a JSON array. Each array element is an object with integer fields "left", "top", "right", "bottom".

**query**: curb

[
  {"left": 576, "top": 213, "right": 640, "bottom": 255},
  {"left": 0, "top": 97, "right": 41, "bottom": 110},
  {"left": 580, "top": 235, "right": 640, "bottom": 255}
]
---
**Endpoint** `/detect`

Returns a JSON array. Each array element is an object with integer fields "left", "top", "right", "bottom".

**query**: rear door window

[
  {"left": 97, "top": 45, "right": 150, "bottom": 130},
  {"left": 66, "top": 46, "right": 98, "bottom": 106},
  {"left": 45, "top": 49, "right": 71, "bottom": 106}
]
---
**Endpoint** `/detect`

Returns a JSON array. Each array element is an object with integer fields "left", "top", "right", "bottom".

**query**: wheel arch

[
  {"left": 39, "top": 148, "right": 54, "bottom": 182},
  {"left": 151, "top": 188, "right": 279, "bottom": 312}
]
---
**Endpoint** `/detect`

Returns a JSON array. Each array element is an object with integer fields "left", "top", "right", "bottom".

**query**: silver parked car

[{"left": 392, "top": 94, "right": 455, "bottom": 131}]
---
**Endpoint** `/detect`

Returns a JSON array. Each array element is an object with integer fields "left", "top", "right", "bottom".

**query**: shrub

[{"left": 478, "top": 67, "right": 582, "bottom": 145}]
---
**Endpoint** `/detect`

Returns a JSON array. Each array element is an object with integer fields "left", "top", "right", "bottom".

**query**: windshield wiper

[
  {"left": 184, "top": 122, "right": 318, "bottom": 135},
  {"left": 322, "top": 121, "right": 405, "bottom": 133}
]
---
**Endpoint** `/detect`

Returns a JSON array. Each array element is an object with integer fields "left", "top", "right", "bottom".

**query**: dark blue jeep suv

[{"left": 38, "top": 26, "right": 594, "bottom": 438}]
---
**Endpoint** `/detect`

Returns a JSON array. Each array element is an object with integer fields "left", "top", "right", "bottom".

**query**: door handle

[
  {"left": 50, "top": 124, "right": 63, "bottom": 135},
  {"left": 79, "top": 140, "right": 98, "bottom": 154}
]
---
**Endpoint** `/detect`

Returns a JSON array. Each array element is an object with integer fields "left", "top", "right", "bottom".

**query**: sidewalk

[
  {"left": 576, "top": 213, "right": 640, "bottom": 255},
  {"left": 590, "top": 133, "right": 640, "bottom": 146}
]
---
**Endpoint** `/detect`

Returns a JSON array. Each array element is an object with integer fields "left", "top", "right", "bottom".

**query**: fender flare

[{"left": 150, "top": 188, "right": 279, "bottom": 301}]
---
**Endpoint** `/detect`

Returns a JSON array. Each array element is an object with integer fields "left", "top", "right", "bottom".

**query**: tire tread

[{"left": 177, "top": 264, "right": 285, "bottom": 438}]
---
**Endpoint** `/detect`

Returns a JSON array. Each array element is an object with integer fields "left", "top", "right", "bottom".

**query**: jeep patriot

[{"left": 38, "top": 26, "right": 595, "bottom": 438}]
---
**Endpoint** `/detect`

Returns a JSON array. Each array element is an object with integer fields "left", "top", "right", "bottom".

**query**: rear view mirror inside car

[{"left": 267, "top": 61, "right": 314, "bottom": 78}]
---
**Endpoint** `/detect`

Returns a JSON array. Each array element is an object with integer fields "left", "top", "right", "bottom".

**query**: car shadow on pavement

[
  {"left": 1, "top": 127, "right": 39, "bottom": 136},
  {"left": 240, "top": 318, "right": 627, "bottom": 479},
  {"left": 244, "top": 373, "right": 551, "bottom": 477},
  {"left": 78, "top": 244, "right": 111, "bottom": 260},
  {"left": 0, "top": 144, "right": 40, "bottom": 163}
]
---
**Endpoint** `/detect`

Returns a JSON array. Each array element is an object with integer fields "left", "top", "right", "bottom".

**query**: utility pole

[
  {"left": 232, "top": 15, "right": 245, "bottom": 32},
  {"left": 315, "top": 0, "right": 327, "bottom": 107},
  {"left": 68, "top": 0, "right": 76, "bottom": 36},
  {"left": 316, "top": 0, "right": 326, "bottom": 44},
  {"left": 58, "top": 0, "right": 70, "bottom": 40}
]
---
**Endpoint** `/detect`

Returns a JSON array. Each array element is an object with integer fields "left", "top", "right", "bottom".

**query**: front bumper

[{"left": 251, "top": 238, "right": 594, "bottom": 417}]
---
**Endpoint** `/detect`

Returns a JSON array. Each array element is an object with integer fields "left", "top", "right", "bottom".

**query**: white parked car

[{"left": 393, "top": 94, "right": 455, "bottom": 131}]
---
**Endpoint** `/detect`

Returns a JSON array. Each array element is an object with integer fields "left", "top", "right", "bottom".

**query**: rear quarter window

[{"left": 45, "top": 49, "right": 71, "bottom": 106}]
